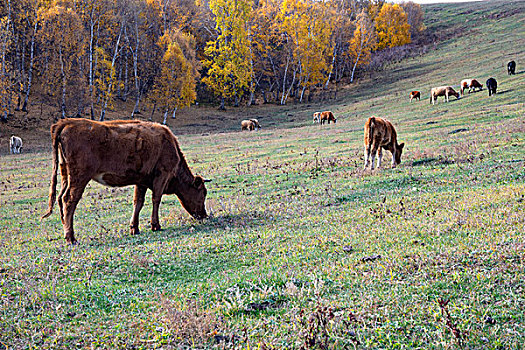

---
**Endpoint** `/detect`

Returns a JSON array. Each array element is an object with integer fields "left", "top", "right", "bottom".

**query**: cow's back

[
  {"left": 57, "top": 119, "right": 180, "bottom": 186},
  {"left": 364, "top": 117, "right": 396, "bottom": 147}
]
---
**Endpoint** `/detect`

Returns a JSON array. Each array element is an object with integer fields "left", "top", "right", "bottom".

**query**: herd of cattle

[
  {"left": 5, "top": 60, "right": 517, "bottom": 243},
  {"left": 408, "top": 60, "right": 515, "bottom": 105}
]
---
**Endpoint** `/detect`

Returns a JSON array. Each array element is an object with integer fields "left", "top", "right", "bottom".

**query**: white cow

[{"left": 10, "top": 135, "right": 23, "bottom": 154}]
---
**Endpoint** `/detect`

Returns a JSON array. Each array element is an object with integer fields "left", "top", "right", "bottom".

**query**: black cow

[
  {"left": 486, "top": 78, "right": 497, "bottom": 96},
  {"left": 507, "top": 61, "right": 516, "bottom": 75}
]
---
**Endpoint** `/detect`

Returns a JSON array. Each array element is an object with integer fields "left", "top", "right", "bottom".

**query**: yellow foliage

[
  {"left": 375, "top": 3, "right": 411, "bottom": 51},
  {"left": 202, "top": 0, "right": 252, "bottom": 101},
  {"left": 278, "top": 0, "right": 334, "bottom": 89},
  {"left": 151, "top": 29, "right": 198, "bottom": 113}
]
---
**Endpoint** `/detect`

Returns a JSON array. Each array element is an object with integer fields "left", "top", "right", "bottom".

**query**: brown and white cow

[
  {"left": 430, "top": 86, "right": 460, "bottom": 105},
  {"left": 250, "top": 118, "right": 262, "bottom": 130},
  {"left": 312, "top": 112, "right": 321, "bottom": 124},
  {"left": 363, "top": 116, "right": 404, "bottom": 170},
  {"left": 10, "top": 135, "right": 23, "bottom": 154},
  {"left": 320, "top": 111, "right": 337, "bottom": 125},
  {"left": 460, "top": 79, "right": 483, "bottom": 96},
  {"left": 409, "top": 91, "right": 421, "bottom": 102},
  {"left": 41, "top": 119, "right": 209, "bottom": 244},
  {"left": 241, "top": 119, "right": 261, "bottom": 131}
]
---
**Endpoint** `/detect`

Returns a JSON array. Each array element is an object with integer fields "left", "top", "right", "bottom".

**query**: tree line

[{"left": 0, "top": 0, "right": 424, "bottom": 122}]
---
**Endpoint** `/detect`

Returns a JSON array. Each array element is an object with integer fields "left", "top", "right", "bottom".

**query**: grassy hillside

[{"left": 1, "top": 1, "right": 524, "bottom": 348}]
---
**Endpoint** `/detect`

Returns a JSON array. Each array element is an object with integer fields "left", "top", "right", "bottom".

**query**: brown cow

[
  {"left": 320, "top": 111, "right": 336, "bottom": 125},
  {"left": 409, "top": 91, "right": 420, "bottom": 102},
  {"left": 250, "top": 118, "right": 262, "bottom": 130},
  {"left": 430, "top": 86, "right": 460, "bottom": 105},
  {"left": 460, "top": 79, "right": 483, "bottom": 96},
  {"left": 41, "top": 119, "right": 209, "bottom": 244},
  {"left": 364, "top": 116, "right": 404, "bottom": 170},
  {"left": 241, "top": 119, "right": 261, "bottom": 131},
  {"left": 312, "top": 112, "right": 321, "bottom": 124}
]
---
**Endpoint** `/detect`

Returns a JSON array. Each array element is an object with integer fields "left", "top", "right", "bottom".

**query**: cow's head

[
  {"left": 394, "top": 143, "right": 405, "bottom": 166},
  {"left": 172, "top": 176, "right": 209, "bottom": 220},
  {"left": 188, "top": 176, "right": 209, "bottom": 219}
]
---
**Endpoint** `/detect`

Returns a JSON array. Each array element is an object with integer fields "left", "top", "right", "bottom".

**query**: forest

[{"left": 0, "top": 0, "right": 424, "bottom": 123}]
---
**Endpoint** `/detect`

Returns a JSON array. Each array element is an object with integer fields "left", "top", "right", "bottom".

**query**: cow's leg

[
  {"left": 364, "top": 146, "right": 370, "bottom": 169},
  {"left": 376, "top": 148, "right": 383, "bottom": 169},
  {"left": 130, "top": 185, "right": 147, "bottom": 235},
  {"left": 150, "top": 177, "right": 170, "bottom": 231},
  {"left": 57, "top": 163, "right": 69, "bottom": 224},
  {"left": 370, "top": 145, "right": 379, "bottom": 170},
  {"left": 62, "top": 179, "right": 89, "bottom": 244},
  {"left": 391, "top": 148, "right": 396, "bottom": 168}
]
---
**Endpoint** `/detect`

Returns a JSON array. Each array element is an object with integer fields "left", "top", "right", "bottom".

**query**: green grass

[{"left": 1, "top": 1, "right": 524, "bottom": 348}]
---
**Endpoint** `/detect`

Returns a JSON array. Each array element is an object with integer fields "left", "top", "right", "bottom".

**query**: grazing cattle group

[
  {"left": 407, "top": 60, "right": 515, "bottom": 103},
  {"left": 9, "top": 135, "right": 23, "bottom": 154},
  {"left": 34, "top": 58, "right": 520, "bottom": 243},
  {"left": 41, "top": 119, "right": 209, "bottom": 244}
]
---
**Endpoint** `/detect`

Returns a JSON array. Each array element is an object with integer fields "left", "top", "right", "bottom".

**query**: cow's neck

[{"left": 165, "top": 156, "right": 195, "bottom": 195}]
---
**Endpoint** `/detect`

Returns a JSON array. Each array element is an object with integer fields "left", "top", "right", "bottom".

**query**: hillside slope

[{"left": 0, "top": 1, "right": 524, "bottom": 348}]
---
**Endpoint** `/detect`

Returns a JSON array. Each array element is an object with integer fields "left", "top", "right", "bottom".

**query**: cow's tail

[
  {"left": 367, "top": 116, "right": 375, "bottom": 146},
  {"left": 41, "top": 123, "right": 65, "bottom": 219}
]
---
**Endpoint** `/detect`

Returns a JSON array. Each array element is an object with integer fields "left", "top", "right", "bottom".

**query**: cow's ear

[
  {"left": 193, "top": 176, "right": 203, "bottom": 188},
  {"left": 203, "top": 178, "right": 212, "bottom": 183},
  {"left": 400, "top": 143, "right": 405, "bottom": 149}
]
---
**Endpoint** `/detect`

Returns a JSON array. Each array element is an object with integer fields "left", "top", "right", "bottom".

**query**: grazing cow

[
  {"left": 312, "top": 112, "right": 321, "bottom": 124},
  {"left": 320, "top": 111, "right": 337, "bottom": 125},
  {"left": 250, "top": 119, "right": 262, "bottom": 130},
  {"left": 460, "top": 79, "right": 483, "bottom": 96},
  {"left": 41, "top": 119, "right": 209, "bottom": 244},
  {"left": 430, "top": 86, "right": 460, "bottom": 105},
  {"left": 9, "top": 135, "right": 23, "bottom": 154},
  {"left": 486, "top": 77, "right": 497, "bottom": 96},
  {"left": 409, "top": 91, "right": 421, "bottom": 102},
  {"left": 364, "top": 116, "right": 404, "bottom": 170},
  {"left": 507, "top": 60, "right": 516, "bottom": 75},
  {"left": 241, "top": 119, "right": 261, "bottom": 131}
]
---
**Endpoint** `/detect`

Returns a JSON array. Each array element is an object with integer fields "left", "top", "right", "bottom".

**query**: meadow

[{"left": 1, "top": 1, "right": 524, "bottom": 348}]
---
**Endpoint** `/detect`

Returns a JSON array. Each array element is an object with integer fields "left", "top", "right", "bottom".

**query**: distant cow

[
  {"left": 430, "top": 86, "right": 460, "bottom": 105},
  {"left": 507, "top": 60, "right": 516, "bottom": 75},
  {"left": 460, "top": 79, "right": 483, "bottom": 96},
  {"left": 364, "top": 117, "right": 404, "bottom": 170},
  {"left": 312, "top": 112, "right": 321, "bottom": 124},
  {"left": 250, "top": 119, "right": 261, "bottom": 130},
  {"left": 41, "top": 119, "right": 209, "bottom": 244},
  {"left": 9, "top": 135, "right": 23, "bottom": 154},
  {"left": 409, "top": 91, "right": 420, "bottom": 102},
  {"left": 320, "top": 111, "right": 336, "bottom": 125},
  {"left": 241, "top": 119, "right": 261, "bottom": 131},
  {"left": 486, "top": 78, "right": 497, "bottom": 96}
]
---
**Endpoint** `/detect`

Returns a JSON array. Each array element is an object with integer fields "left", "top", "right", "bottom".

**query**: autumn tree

[
  {"left": 375, "top": 3, "right": 411, "bottom": 51},
  {"left": 38, "top": 5, "right": 87, "bottom": 119},
  {"left": 203, "top": 0, "right": 252, "bottom": 109},
  {"left": 400, "top": 1, "right": 425, "bottom": 39},
  {"left": 348, "top": 8, "right": 376, "bottom": 82},
  {"left": 149, "top": 29, "right": 198, "bottom": 125},
  {"left": 277, "top": 0, "right": 335, "bottom": 103},
  {"left": 0, "top": 15, "right": 12, "bottom": 120}
]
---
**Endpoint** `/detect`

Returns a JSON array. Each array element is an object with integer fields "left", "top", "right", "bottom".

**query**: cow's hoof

[
  {"left": 66, "top": 237, "right": 78, "bottom": 245},
  {"left": 130, "top": 227, "right": 141, "bottom": 235},
  {"left": 151, "top": 223, "right": 161, "bottom": 231}
]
